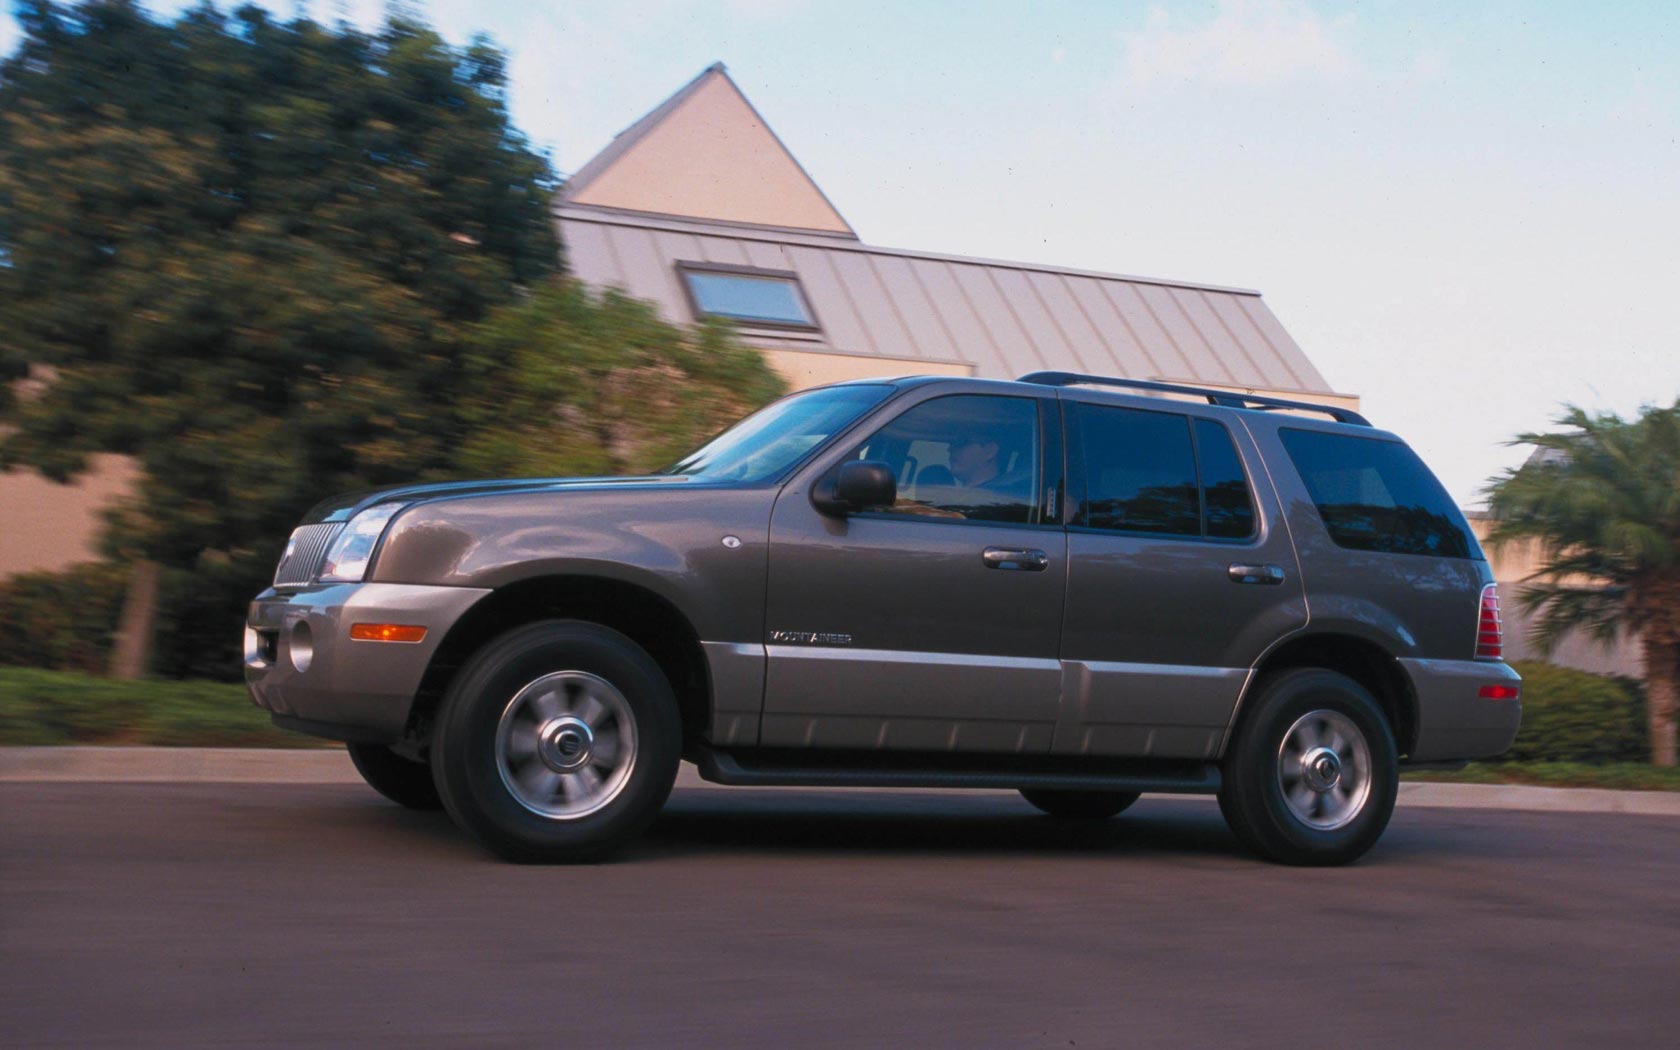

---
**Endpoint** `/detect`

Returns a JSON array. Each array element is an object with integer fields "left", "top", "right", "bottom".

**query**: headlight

[{"left": 317, "top": 503, "right": 407, "bottom": 583}]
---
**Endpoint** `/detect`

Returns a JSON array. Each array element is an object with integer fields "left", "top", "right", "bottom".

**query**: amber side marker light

[
  {"left": 350, "top": 623, "right": 428, "bottom": 643},
  {"left": 1478, "top": 685, "right": 1520, "bottom": 701}
]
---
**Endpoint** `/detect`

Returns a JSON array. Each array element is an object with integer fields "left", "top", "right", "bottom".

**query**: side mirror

[{"left": 812, "top": 460, "right": 897, "bottom": 517}]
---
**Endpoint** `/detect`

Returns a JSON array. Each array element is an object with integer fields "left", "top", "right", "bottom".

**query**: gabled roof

[{"left": 560, "top": 63, "right": 856, "bottom": 237}]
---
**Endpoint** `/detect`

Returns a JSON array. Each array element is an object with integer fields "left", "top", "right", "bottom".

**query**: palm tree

[{"left": 1484, "top": 402, "right": 1680, "bottom": 766}]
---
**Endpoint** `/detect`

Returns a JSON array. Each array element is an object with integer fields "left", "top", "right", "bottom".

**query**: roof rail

[{"left": 1016, "top": 371, "right": 1371, "bottom": 427}]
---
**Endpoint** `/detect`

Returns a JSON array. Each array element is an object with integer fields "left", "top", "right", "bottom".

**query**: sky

[{"left": 5, "top": 0, "right": 1677, "bottom": 505}]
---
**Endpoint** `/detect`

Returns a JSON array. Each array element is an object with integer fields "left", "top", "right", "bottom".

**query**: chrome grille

[{"left": 273, "top": 523, "right": 339, "bottom": 586}]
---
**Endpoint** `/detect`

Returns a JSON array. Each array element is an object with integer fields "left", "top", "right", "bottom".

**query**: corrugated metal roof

[{"left": 559, "top": 204, "right": 1339, "bottom": 396}]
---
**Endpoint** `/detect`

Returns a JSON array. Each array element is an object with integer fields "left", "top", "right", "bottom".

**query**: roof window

[{"left": 678, "top": 263, "right": 818, "bottom": 329}]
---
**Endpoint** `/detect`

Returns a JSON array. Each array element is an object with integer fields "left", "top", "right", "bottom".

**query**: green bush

[
  {"left": 1499, "top": 660, "right": 1647, "bottom": 763},
  {"left": 0, "top": 563, "right": 128, "bottom": 675},
  {"left": 0, "top": 557, "right": 271, "bottom": 682}
]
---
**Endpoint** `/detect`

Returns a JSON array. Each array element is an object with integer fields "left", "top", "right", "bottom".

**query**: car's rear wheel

[
  {"left": 346, "top": 742, "right": 442, "bottom": 810},
  {"left": 1019, "top": 789, "right": 1139, "bottom": 819},
  {"left": 1219, "top": 668, "right": 1397, "bottom": 865},
  {"left": 430, "top": 620, "right": 681, "bottom": 862}
]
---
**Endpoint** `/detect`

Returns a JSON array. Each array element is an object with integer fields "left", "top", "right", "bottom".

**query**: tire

[
  {"left": 346, "top": 742, "right": 443, "bottom": 810},
  {"left": 1019, "top": 789, "right": 1139, "bottom": 819},
  {"left": 1218, "top": 668, "right": 1398, "bottom": 866},
  {"left": 430, "top": 620, "right": 682, "bottom": 863}
]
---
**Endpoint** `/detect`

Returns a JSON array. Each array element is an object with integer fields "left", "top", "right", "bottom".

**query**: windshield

[{"left": 666, "top": 384, "right": 893, "bottom": 482}]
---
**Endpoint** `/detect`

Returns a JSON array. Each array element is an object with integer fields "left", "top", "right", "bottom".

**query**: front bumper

[
  {"left": 245, "top": 582, "right": 491, "bottom": 743},
  {"left": 1400, "top": 657, "right": 1523, "bottom": 763}
]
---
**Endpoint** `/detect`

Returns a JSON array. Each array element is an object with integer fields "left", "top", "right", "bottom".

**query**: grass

[
  {"left": 1403, "top": 762, "right": 1680, "bottom": 792},
  {"left": 0, "top": 667, "right": 333, "bottom": 747}
]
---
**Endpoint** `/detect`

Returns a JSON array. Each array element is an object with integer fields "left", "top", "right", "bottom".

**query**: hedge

[
  {"left": 1498, "top": 660, "right": 1647, "bottom": 764},
  {"left": 0, "top": 558, "right": 270, "bottom": 682}
]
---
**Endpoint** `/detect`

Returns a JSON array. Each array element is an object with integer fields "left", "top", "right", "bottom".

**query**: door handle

[
  {"left": 983, "top": 547, "right": 1049, "bottom": 571},
  {"left": 1228, "top": 563, "right": 1286, "bottom": 585}
]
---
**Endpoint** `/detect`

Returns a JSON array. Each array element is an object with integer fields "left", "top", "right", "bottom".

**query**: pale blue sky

[{"left": 6, "top": 1, "right": 1677, "bottom": 504}]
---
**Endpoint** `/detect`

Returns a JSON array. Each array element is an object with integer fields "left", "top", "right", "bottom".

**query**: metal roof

[{"left": 558, "top": 204, "right": 1339, "bottom": 396}]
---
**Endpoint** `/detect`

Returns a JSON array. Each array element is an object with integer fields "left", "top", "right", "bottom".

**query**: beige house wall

[
  {"left": 760, "top": 348, "right": 972, "bottom": 390},
  {"left": 0, "top": 454, "right": 138, "bottom": 578},
  {"left": 567, "top": 73, "right": 853, "bottom": 234}
]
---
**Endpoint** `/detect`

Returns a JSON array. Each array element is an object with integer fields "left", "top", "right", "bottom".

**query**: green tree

[
  {"left": 455, "top": 279, "right": 786, "bottom": 479},
  {"left": 0, "top": 2, "right": 558, "bottom": 674},
  {"left": 1485, "top": 402, "right": 1680, "bottom": 766}
]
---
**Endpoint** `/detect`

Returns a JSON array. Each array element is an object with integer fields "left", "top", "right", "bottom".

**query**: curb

[{"left": 3, "top": 747, "right": 1679, "bottom": 817}]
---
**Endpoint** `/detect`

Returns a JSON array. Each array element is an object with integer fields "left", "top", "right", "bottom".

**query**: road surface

[{"left": 4, "top": 780, "right": 1677, "bottom": 1048}]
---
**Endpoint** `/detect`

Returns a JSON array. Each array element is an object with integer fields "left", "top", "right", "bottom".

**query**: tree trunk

[
  {"left": 1643, "top": 636, "right": 1678, "bottom": 767},
  {"left": 108, "top": 559, "right": 161, "bottom": 680}
]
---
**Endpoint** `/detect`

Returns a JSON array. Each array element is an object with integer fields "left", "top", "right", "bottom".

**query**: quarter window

[
  {"left": 846, "top": 395, "right": 1042, "bottom": 525},
  {"left": 679, "top": 264, "right": 816, "bottom": 328},
  {"left": 1280, "top": 429, "right": 1474, "bottom": 559},
  {"left": 1074, "top": 405, "right": 1256, "bottom": 540}
]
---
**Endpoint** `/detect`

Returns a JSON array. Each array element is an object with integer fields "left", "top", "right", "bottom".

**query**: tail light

[{"left": 1475, "top": 583, "right": 1503, "bottom": 659}]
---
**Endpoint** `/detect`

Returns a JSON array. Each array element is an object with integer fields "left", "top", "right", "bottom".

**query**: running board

[{"left": 691, "top": 746, "right": 1222, "bottom": 795}]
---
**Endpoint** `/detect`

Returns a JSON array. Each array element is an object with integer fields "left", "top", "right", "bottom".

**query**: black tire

[
  {"left": 1219, "top": 668, "right": 1398, "bottom": 866},
  {"left": 1019, "top": 789, "right": 1140, "bottom": 819},
  {"left": 346, "top": 742, "right": 443, "bottom": 810},
  {"left": 430, "top": 620, "right": 681, "bottom": 863}
]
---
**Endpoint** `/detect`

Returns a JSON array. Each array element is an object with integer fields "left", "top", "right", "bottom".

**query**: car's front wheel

[
  {"left": 430, "top": 620, "right": 681, "bottom": 862},
  {"left": 1218, "top": 668, "right": 1398, "bottom": 866}
]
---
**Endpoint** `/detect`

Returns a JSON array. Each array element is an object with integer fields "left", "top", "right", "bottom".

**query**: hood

[{"left": 299, "top": 475, "right": 703, "bottom": 525}]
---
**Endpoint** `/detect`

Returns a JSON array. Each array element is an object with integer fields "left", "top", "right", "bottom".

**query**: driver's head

[{"left": 949, "top": 432, "right": 1000, "bottom": 486}]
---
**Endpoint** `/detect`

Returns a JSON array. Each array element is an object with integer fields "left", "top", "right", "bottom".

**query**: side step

[{"left": 691, "top": 745, "right": 1222, "bottom": 795}]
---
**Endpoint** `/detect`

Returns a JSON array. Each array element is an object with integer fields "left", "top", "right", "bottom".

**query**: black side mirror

[{"left": 812, "top": 460, "right": 897, "bottom": 517}]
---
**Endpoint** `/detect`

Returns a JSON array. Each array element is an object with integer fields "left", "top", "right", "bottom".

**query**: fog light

[
  {"left": 289, "top": 620, "right": 314, "bottom": 673},
  {"left": 243, "top": 626, "right": 266, "bottom": 667}
]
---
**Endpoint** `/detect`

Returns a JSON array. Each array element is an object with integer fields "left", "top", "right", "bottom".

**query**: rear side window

[
  {"left": 1074, "top": 404, "right": 1256, "bottom": 540},
  {"left": 1280, "top": 429, "right": 1474, "bottom": 559}
]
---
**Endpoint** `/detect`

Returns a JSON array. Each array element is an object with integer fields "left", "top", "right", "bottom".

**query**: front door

[{"left": 761, "top": 390, "right": 1067, "bottom": 753}]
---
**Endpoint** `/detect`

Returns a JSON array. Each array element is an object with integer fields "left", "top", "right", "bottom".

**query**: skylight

[{"left": 679, "top": 264, "right": 817, "bottom": 329}]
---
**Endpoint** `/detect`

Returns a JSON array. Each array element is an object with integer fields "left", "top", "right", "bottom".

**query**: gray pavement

[
  {"left": 4, "top": 745, "right": 1680, "bottom": 815},
  {"left": 3, "top": 772, "right": 1680, "bottom": 1047}
]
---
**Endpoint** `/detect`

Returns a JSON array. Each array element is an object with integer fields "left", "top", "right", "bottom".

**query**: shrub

[
  {"left": 0, "top": 563, "right": 127, "bottom": 674},
  {"left": 0, "top": 556, "right": 270, "bottom": 682},
  {"left": 1498, "top": 660, "right": 1647, "bottom": 763}
]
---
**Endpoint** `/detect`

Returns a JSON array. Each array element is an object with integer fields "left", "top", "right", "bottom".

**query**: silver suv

[{"left": 245, "top": 372, "right": 1520, "bottom": 865}]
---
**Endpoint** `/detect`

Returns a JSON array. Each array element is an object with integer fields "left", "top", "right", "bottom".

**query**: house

[{"left": 556, "top": 64, "right": 1357, "bottom": 411}]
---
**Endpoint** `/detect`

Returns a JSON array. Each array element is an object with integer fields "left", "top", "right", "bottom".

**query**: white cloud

[
  {"left": 1116, "top": 0, "right": 1357, "bottom": 88},
  {"left": 2, "top": 14, "right": 22, "bottom": 58}
]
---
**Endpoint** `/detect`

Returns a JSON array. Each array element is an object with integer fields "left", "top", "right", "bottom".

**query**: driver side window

[{"left": 846, "top": 394, "right": 1041, "bottom": 524}]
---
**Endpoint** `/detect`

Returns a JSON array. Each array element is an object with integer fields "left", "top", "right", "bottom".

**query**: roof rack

[{"left": 1016, "top": 371, "right": 1371, "bottom": 427}]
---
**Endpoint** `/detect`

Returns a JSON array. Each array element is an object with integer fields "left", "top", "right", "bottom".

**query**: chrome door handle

[
  {"left": 983, "top": 547, "right": 1049, "bottom": 571},
  {"left": 1228, "top": 563, "right": 1285, "bottom": 585}
]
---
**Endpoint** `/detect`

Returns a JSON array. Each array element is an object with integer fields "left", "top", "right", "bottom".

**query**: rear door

[{"left": 1056, "top": 396, "right": 1307, "bottom": 758}]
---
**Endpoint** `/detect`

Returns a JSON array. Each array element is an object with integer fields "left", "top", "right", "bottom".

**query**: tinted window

[
  {"left": 1076, "top": 405, "right": 1200, "bottom": 536},
  {"left": 682, "top": 268, "right": 815, "bottom": 327},
  {"left": 1196, "top": 419, "right": 1256, "bottom": 539},
  {"left": 1280, "top": 429, "right": 1474, "bottom": 559},
  {"left": 847, "top": 395, "right": 1041, "bottom": 524}
]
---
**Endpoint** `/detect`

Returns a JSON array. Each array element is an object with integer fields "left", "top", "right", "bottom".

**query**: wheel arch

[
  {"left": 404, "top": 575, "right": 711, "bottom": 755},
  {"left": 1225, "top": 632, "right": 1419, "bottom": 758}
]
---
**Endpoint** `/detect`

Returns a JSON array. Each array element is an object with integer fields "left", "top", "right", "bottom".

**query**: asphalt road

[{"left": 3, "top": 781, "right": 1678, "bottom": 1049}]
